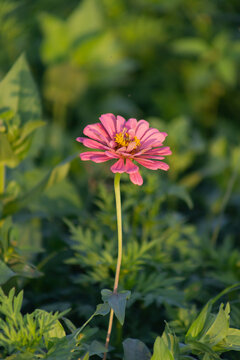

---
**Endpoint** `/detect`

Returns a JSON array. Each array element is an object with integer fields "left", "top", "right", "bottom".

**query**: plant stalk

[
  {"left": 0, "top": 164, "right": 5, "bottom": 195},
  {"left": 103, "top": 173, "right": 122, "bottom": 360}
]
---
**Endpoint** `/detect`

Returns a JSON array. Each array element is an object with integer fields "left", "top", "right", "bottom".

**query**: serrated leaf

[
  {"left": 151, "top": 336, "right": 174, "bottom": 360},
  {"left": 45, "top": 333, "right": 77, "bottom": 359},
  {"left": 13, "top": 290, "right": 23, "bottom": 314},
  {"left": 47, "top": 320, "right": 66, "bottom": 339},
  {"left": 0, "top": 260, "right": 16, "bottom": 285},
  {"left": 123, "top": 338, "right": 151, "bottom": 360}
]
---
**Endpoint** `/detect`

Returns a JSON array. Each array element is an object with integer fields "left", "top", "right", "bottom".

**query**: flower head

[{"left": 77, "top": 113, "right": 172, "bottom": 185}]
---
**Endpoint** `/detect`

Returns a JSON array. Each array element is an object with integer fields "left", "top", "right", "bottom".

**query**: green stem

[
  {"left": 0, "top": 164, "right": 5, "bottom": 195},
  {"left": 113, "top": 173, "right": 122, "bottom": 292},
  {"left": 103, "top": 173, "right": 122, "bottom": 360}
]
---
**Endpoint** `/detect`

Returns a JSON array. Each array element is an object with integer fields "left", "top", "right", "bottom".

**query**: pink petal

[
  {"left": 140, "top": 155, "right": 165, "bottom": 160},
  {"left": 125, "top": 118, "right": 138, "bottom": 130},
  {"left": 76, "top": 137, "right": 85, "bottom": 142},
  {"left": 99, "top": 113, "right": 116, "bottom": 138},
  {"left": 80, "top": 151, "right": 103, "bottom": 160},
  {"left": 141, "top": 129, "right": 167, "bottom": 143},
  {"left": 81, "top": 138, "right": 108, "bottom": 150},
  {"left": 105, "top": 151, "right": 120, "bottom": 159},
  {"left": 83, "top": 123, "right": 110, "bottom": 144},
  {"left": 135, "top": 158, "right": 169, "bottom": 170},
  {"left": 129, "top": 171, "right": 143, "bottom": 186},
  {"left": 111, "top": 158, "right": 125, "bottom": 173},
  {"left": 125, "top": 159, "right": 139, "bottom": 174},
  {"left": 135, "top": 120, "right": 149, "bottom": 139},
  {"left": 143, "top": 147, "right": 172, "bottom": 156},
  {"left": 90, "top": 154, "right": 112, "bottom": 163},
  {"left": 116, "top": 115, "right": 126, "bottom": 133},
  {"left": 126, "top": 142, "right": 137, "bottom": 152}
]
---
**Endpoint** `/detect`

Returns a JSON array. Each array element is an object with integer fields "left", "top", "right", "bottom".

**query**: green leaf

[
  {"left": 13, "top": 120, "right": 45, "bottom": 147},
  {"left": 101, "top": 289, "right": 131, "bottom": 325},
  {"left": 45, "top": 333, "right": 77, "bottom": 359},
  {"left": 172, "top": 38, "right": 209, "bottom": 56},
  {"left": 88, "top": 340, "right": 106, "bottom": 356},
  {"left": 47, "top": 320, "right": 66, "bottom": 339},
  {"left": 0, "top": 134, "right": 18, "bottom": 167},
  {"left": 217, "top": 58, "right": 236, "bottom": 86},
  {"left": 151, "top": 337, "right": 174, "bottom": 360},
  {"left": 95, "top": 302, "right": 110, "bottom": 316},
  {"left": 2, "top": 154, "right": 75, "bottom": 217},
  {"left": 13, "top": 290, "right": 23, "bottom": 314},
  {"left": 186, "top": 302, "right": 212, "bottom": 340},
  {"left": 0, "top": 260, "right": 16, "bottom": 284},
  {"left": 202, "top": 303, "right": 230, "bottom": 346},
  {"left": 81, "top": 353, "right": 90, "bottom": 360},
  {"left": 222, "top": 328, "right": 240, "bottom": 351},
  {"left": 167, "top": 184, "right": 193, "bottom": 209},
  {"left": 62, "top": 317, "right": 77, "bottom": 333},
  {"left": 0, "top": 54, "right": 41, "bottom": 124},
  {"left": 123, "top": 338, "right": 151, "bottom": 360},
  {"left": 68, "top": 0, "right": 102, "bottom": 39},
  {"left": 187, "top": 340, "right": 219, "bottom": 358}
]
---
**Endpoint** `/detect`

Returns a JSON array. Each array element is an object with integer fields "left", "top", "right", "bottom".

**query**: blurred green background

[{"left": 1, "top": 0, "right": 240, "bottom": 358}]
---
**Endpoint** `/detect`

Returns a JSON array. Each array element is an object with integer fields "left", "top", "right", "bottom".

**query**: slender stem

[
  {"left": 0, "top": 164, "right": 5, "bottom": 195},
  {"left": 103, "top": 173, "right": 122, "bottom": 360},
  {"left": 113, "top": 173, "right": 122, "bottom": 292}
]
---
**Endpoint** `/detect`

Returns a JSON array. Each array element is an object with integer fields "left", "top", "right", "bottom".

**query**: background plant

[{"left": 0, "top": 0, "right": 240, "bottom": 359}]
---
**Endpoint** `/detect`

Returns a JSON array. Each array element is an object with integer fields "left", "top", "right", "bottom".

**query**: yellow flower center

[{"left": 114, "top": 131, "right": 141, "bottom": 149}]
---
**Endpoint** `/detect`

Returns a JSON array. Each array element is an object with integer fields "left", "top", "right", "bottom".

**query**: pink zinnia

[{"left": 77, "top": 113, "right": 172, "bottom": 185}]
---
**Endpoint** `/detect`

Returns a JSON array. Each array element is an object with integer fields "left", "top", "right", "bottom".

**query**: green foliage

[
  {"left": 0, "top": 287, "right": 67, "bottom": 356},
  {"left": 0, "top": 54, "right": 44, "bottom": 168},
  {"left": 101, "top": 289, "right": 130, "bottom": 325},
  {"left": 0, "top": 1, "right": 240, "bottom": 359},
  {"left": 123, "top": 338, "right": 151, "bottom": 360}
]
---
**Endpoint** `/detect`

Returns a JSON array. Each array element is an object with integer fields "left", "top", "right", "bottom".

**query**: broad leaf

[
  {"left": 88, "top": 340, "right": 106, "bottom": 356},
  {"left": 2, "top": 155, "right": 75, "bottom": 217},
  {"left": 0, "top": 54, "right": 41, "bottom": 124},
  {"left": 151, "top": 337, "right": 174, "bottom": 360},
  {"left": 0, "top": 260, "right": 16, "bottom": 285},
  {"left": 186, "top": 302, "right": 212, "bottom": 340},
  {"left": 123, "top": 338, "right": 151, "bottom": 360},
  {"left": 95, "top": 302, "right": 110, "bottom": 316},
  {"left": 0, "top": 134, "right": 18, "bottom": 167},
  {"left": 202, "top": 303, "right": 230, "bottom": 346},
  {"left": 101, "top": 289, "right": 131, "bottom": 325}
]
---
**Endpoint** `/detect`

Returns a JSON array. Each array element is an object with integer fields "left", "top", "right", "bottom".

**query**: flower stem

[
  {"left": 103, "top": 173, "right": 122, "bottom": 360},
  {"left": 0, "top": 164, "right": 5, "bottom": 195}
]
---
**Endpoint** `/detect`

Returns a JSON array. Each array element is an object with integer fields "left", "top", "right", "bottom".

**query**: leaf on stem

[{"left": 101, "top": 289, "right": 131, "bottom": 325}]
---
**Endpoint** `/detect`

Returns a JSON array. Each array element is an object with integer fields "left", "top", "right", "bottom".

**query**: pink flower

[{"left": 77, "top": 113, "right": 172, "bottom": 186}]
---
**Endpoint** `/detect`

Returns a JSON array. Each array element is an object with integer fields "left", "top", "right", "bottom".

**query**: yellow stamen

[{"left": 114, "top": 131, "right": 141, "bottom": 149}]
